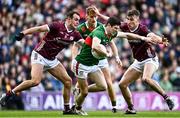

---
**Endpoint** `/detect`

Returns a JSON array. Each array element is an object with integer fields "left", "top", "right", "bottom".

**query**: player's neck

[
  {"left": 129, "top": 24, "right": 139, "bottom": 32},
  {"left": 65, "top": 21, "right": 73, "bottom": 32},
  {"left": 86, "top": 21, "right": 96, "bottom": 28}
]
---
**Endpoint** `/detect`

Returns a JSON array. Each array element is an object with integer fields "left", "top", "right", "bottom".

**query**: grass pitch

[{"left": 0, "top": 110, "right": 179, "bottom": 118}]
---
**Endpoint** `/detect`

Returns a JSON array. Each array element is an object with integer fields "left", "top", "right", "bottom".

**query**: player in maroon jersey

[
  {"left": 0, "top": 11, "right": 83, "bottom": 114},
  {"left": 119, "top": 10, "right": 174, "bottom": 114},
  {"left": 94, "top": 8, "right": 173, "bottom": 114}
]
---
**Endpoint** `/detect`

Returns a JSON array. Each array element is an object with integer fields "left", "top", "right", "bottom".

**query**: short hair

[
  {"left": 66, "top": 11, "right": 80, "bottom": 19},
  {"left": 127, "top": 9, "right": 140, "bottom": 17},
  {"left": 86, "top": 7, "right": 96, "bottom": 17},
  {"left": 106, "top": 16, "right": 120, "bottom": 26}
]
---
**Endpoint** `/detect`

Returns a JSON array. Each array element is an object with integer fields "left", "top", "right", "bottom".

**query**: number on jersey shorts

[
  {"left": 72, "top": 59, "right": 100, "bottom": 79},
  {"left": 98, "top": 58, "right": 109, "bottom": 69},
  {"left": 31, "top": 50, "right": 60, "bottom": 70},
  {"left": 130, "top": 56, "right": 159, "bottom": 72}
]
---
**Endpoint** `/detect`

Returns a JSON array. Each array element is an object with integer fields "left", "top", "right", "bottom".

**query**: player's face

[
  {"left": 86, "top": 15, "right": 97, "bottom": 25},
  {"left": 126, "top": 15, "right": 139, "bottom": 29},
  {"left": 71, "top": 14, "right": 80, "bottom": 29},
  {"left": 110, "top": 25, "right": 119, "bottom": 35}
]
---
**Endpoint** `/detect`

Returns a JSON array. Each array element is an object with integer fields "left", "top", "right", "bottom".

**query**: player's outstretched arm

[
  {"left": 14, "top": 25, "right": 49, "bottom": 41},
  {"left": 71, "top": 39, "right": 84, "bottom": 59},
  {"left": 116, "top": 31, "right": 156, "bottom": 44},
  {"left": 109, "top": 40, "right": 122, "bottom": 67},
  {"left": 147, "top": 32, "right": 169, "bottom": 46},
  {"left": 91, "top": 6, "right": 109, "bottom": 21}
]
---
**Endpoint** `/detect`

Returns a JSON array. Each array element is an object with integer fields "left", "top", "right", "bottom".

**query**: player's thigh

[
  {"left": 31, "top": 63, "right": 44, "bottom": 81},
  {"left": 143, "top": 57, "right": 159, "bottom": 79},
  {"left": 88, "top": 70, "right": 107, "bottom": 87},
  {"left": 120, "top": 67, "right": 141, "bottom": 85},
  {"left": 143, "top": 63, "right": 157, "bottom": 79},
  {"left": 101, "top": 67, "right": 112, "bottom": 82},
  {"left": 77, "top": 78, "right": 88, "bottom": 93},
  {"left": 48, "top": 63, "right": 71, "bottom": 83}
]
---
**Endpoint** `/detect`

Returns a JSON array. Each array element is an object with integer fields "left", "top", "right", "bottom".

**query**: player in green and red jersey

[
  {"left": 71, "top": 16, "right": 155, "bottom": 115},
  {"left": 72, "top": 6, "right": 121, "bottom": 113}
]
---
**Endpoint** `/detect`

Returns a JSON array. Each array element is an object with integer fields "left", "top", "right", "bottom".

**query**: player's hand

[
  {"left": 115, "top": 56, "right": 123, "bottom": 67},
  {"left": 91, "top": 6, "right": 100, "bottom": 16},
  {"left": 106, "top": 51, "right": 113, "bottom": 58},
  {"left": 14, "top": 32, "right": 24, "bottom": 41},
  {"left": 143, "top": 37, "right": 157, "bottom": 45},
  {"left": 161, "top": 36, "right": 169, "bottom": 46}
]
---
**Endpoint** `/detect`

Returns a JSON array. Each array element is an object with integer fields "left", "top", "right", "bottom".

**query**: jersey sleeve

[{"left": 74, "top": 31, "right": 83, "bottom": 41}]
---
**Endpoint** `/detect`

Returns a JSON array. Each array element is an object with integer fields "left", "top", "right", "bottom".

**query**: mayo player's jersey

[
  {"left": 34, "top": 21, "right": 82, "bottom": 60},
  {"left": 120, "top": 22, "right": 156, "bottom": 61},
  {"left": 77, "top": 21, "right": 103, "bottom": 39},
  {"left": 76, "top": 25, "right": 117, "bottom": 66}
]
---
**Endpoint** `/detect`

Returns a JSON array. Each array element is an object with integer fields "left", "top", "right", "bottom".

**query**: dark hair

[
  {"left": 106, "top": 16, "right": 120, "bottom": 26},
  {"left": 127, "top": 9, "right": 140, "bottom": 17},
  {"left": 66, "top": 11, "right": 80, "bottom": 19}
]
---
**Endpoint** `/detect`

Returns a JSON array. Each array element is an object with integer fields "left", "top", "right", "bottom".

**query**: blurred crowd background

[{"left": 0, "top": 0, "right": 180, "bottom": 109}]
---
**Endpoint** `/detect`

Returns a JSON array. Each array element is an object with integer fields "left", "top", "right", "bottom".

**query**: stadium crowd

[{"left": 0, "top": 0, "right": 180, "bottom": 109}]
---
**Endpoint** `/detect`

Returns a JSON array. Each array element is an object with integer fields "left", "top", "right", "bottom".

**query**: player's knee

[
  {"left": 98, "top": 84, "right": 107, "bottom": 91},
  {"left": 142, "top": 77, "right": 150, "bottom": 84},
  {"left": 119, "top": 81, "right": 127, "bottom": 89},
  {"left": 106, "top": 79, "right": 113, "bottom": 87},
  {"left": 81, "top": 90, "right": 88, "bottom": 97},
  {"left": 31, "top": 79, "right": 41, "bottom": 86},
  {"left": 64, "top": 79, "right": 72, "bottom": 88}
]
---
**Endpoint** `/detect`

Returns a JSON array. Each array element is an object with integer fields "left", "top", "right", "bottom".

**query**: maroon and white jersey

[
  {"left": 34, "top": 21, "right": 82, "bottom": 60},
  {"left": 120, "top": 22, "right": 156, "bottom": 61}
]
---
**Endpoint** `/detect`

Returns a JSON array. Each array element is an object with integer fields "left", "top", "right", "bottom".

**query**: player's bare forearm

[
  {"left": 71, "top": 42, "right": 80, "bottom": 59},
  {"left": 109, "top": 41, "right": 118, "bottom": 57},
  {"left": 22, "top": 25, "right": 49, "bottom": 35},
  {"left": 92, "top": 45, "right": 107, "bottom": 57},
  {"left": 147, "top": 32, "right": 168, "bottom": 44},
  {"left": 91, "top": 6, "right": 109, "bottom": 21},
  {"left": 98, "top": 13, "right": 109, "bottom": 21},
  {"left": 117, "top": 31, "right": 148, "bottom": 41}
]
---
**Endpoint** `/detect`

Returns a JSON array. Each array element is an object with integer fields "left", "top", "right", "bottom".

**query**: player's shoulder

[
  {"left": 93, "top": 25, "right": 104, "bottom": 34},
  {"left": 139, "top": 23, "right": 150, "bottom": 33},
  {"left": 139, "top": 23, "right": 148, "bottom": 29},
  {"left": 120, "top": 22, "right": 129, "bottom": 31},
  {"left": 52, "top": 21, "right": 64, "bottom": 25},
  {"left": 78, "top": 22, "right": 86, "bottom": 28},
  {"left": 97, "top": 21, "right": 103, "bottom": 26},
  {"left": 77, "top": 22, "right": 86, "bottom": 31},
  {"left": 49, "top": 21, "right": 65, "bottom": 28}
]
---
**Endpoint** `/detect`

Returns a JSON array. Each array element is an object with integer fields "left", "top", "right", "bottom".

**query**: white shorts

[
  {"left": 72, "top": 59, "right": 100, "bottom": 79},
  {"left": 31, "top": 50, "right": 60, "bottom": 70},
  {"left": 130, "top": 56, "right": 159, "bottom": 72},
  {"left": 98, "top": 58, "right": 109, "bottom": 69}
]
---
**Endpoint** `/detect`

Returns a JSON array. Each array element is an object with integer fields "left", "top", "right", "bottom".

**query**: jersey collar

[
  {"left": 129, "top": 24, "right": 139, "bottom": 32},
  {"left": 65, "top": 22, "right": 73, "bottom": 33},
  {"left": 85, "top": 21, "right": 97, "bottom": 29}
]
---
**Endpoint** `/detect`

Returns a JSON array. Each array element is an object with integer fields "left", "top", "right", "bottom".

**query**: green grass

[{"left": 0, "top": 110, "right": 179, "bottom": 118}]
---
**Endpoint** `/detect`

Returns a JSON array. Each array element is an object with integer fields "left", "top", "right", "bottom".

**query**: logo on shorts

[{"left": 79, "top": 71, "right": 84, "bottom": 76}]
